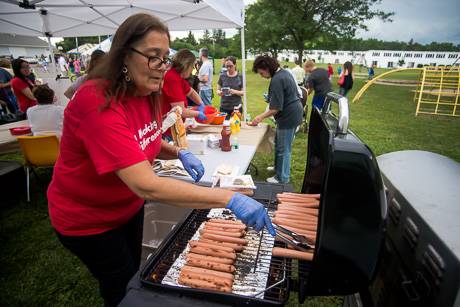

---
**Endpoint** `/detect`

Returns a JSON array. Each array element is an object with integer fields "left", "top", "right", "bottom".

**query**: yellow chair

[{"left": 17, "top": 135, "right": 60, "bottom": 202}]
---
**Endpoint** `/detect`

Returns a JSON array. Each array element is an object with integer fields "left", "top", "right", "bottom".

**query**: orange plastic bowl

[
  {"left": 192, "top": 106, "right": 218, "bottom": 124},
  {"left": 212, "top": 112, "right": 227, "bottom": 125},
  {"left": 9, "top": 126, "right": 32, "bottom": 136}
]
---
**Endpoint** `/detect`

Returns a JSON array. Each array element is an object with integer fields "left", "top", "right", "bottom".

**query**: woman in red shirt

[
  {"left": 11, "top": 59, "right": 37, "bottom": 113},
  {"left": 47, "top": 13, "right": 275, "bottom": 307},
  {"left": 162, "top": 48, "right": 206, "bottom": 120}
]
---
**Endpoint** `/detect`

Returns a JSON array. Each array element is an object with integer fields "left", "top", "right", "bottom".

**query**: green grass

[{"left": 1, "top": 60, "right": 459, "bottom": 307}]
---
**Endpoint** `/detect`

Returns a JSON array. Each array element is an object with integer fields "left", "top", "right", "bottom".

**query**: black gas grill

[{"left": 120, "top": 93, "right": 387, "bottom": 306}]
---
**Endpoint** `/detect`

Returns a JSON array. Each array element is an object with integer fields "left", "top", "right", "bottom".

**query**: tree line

[
  {"left": 169, "top": 29, "right": 242, "bottom": 59},
  {"left": 244, "top": 0, "right": 459, "bottom": 62}
]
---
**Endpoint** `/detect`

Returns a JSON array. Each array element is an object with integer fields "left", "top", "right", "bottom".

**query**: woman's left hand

[{"left": 178, "top": 150, "right": 205, "bottom": 182}]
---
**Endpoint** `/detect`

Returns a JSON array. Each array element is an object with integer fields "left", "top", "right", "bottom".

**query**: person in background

[
  {"left": 56, "top": 55, "right": 67, "bottom": 80},
  {"left": 327, "top": 63, "right": 334, "bottom": 81},
  {"left": 291, "top": 59, "right": 305, "bottom": 86},
  {"left": 0, "top": 59, "right": 19, "bottom": 114},
  {"left": 337, "top": 65, "right": 342, "bottom": 76},
  {"left": 303, "top": 60, "right": 332, "bottom": 110},
  {"left": 186, "top": 60, "right": 201, "bottom": 107},
  {"left": 64, "top": 50, "right": 106, "bottom": 99},
  {"left": 27, "top": 84, "right": 64, "bottom": 138},
  {"left": 250, "top": 55, "right": 303, "bottom": 184},
  {"left": 68, "top": 57, "right": 75, "bottom": 74},
  {"left": 219, "top": 57, "right": 227, "bottom": 75},
  {"left": 162, "top": 49, "right": 206, "bottom": 120},
  {"left": 47, "top": 14, "right": 275, "bottom": 307},
  {"left": 339, "top": 61, "right": 354, "bottom": 97},
  {"left": 368, "top": 65, "right": 375, "bottom": 80},
  {"left": 217, "top": 56, "right": 244, "bottom": 119},
  {"left": 11, "top": 59, "right": 37, "bottom": 113},
  {"left": 74, "top": 57, "right": 81, "bottom": 75},
  {"left": 198, "top": 48, "right": 213, "bottom": 105}
]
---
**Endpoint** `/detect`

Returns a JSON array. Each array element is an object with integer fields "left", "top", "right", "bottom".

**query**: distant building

[
  {"left": 0, "top": 33, "right": 50, "bottom": 59},
  {"left": 248, "top": 50, "right": 460, "bottom": 68}
]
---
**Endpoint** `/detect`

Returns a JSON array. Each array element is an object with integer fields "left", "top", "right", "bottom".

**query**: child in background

[
  {"left": 27, "top": 84, "right": 64, "bottom": 138},
  {"left": 368, "top": 65, "right": 375, "bottom": 80}
]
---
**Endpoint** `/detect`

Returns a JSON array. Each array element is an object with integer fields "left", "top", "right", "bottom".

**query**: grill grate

[{"left": 140, "top": 196, "right": 312, "bottom": 306}]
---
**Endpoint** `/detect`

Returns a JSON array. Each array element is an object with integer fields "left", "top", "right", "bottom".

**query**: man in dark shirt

[
  {"left": 251, "top": 55, "right": 303, "bottom": 184},
  {"left": 304, "top": 60, "right": 332, "bottom": 110}
]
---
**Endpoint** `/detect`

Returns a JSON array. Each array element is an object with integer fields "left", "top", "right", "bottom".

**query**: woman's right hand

[
  {"left": 216, "top": 89, "right": 223, "bottom": 97},
  {"left": 226, "top": 193, "right": 276, "bottom": 236}
]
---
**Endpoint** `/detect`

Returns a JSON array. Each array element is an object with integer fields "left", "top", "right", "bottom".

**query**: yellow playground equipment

[
  {"left": 414, "top": 67, "right": 460, "bottom": 117},
  {"left": 353, "top": 66, "right": 460, "bottom": 117}
]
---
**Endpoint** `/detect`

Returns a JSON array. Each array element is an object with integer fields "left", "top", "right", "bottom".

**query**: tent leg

[{"left": 240, "top": 7, "right": 247, "bottom": 121}]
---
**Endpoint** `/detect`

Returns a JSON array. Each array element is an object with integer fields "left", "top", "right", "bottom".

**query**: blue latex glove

[
  {"left": 226, "top": 193, "right": 276, "bottom": 236},
  {"left": 196, "top": 111, "right": 208, "bottom": 121},
  {"left": 178, "top": 150, "right": 205, "bottom": 182},
  {"left": 197, "top": 103, "right": 205, "bottom": 112}
]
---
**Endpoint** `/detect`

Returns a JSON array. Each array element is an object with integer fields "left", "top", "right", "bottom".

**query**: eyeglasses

[
  {"left": 130, "top": 48, "right": 171, "bottom": 70},
  {"left": 225, "top": 65, "right": 234, "bottom": 68},
  {"left": 20, "top": 65, "right": 30, "bottom": 70}
]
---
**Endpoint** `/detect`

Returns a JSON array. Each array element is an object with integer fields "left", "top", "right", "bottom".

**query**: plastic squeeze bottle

[{"left": 220, "top": 121, "right": 232, "bottom": 152}]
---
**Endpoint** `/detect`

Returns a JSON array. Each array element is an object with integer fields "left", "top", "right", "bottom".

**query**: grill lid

[{"left": 301, "top": 93, "right": 387, "bottom": 295}]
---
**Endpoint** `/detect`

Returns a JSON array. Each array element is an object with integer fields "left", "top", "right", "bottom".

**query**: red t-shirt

[
  {"left": 161, "top": 68, "right": 191, "bottom": 116},
  {"left": 47, "top": 80, "right": 162, "bottom": 236},
  {"left": 11, "top": 77, "right": 37, "bottom": 112}
]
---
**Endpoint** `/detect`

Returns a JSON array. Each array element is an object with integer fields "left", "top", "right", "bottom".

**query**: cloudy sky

[
  {"left": 231, "top": 0, "right": 460, "bottom": 44},
  {"left": 356, "top": 0, "right": 460, "bottom": 44}
]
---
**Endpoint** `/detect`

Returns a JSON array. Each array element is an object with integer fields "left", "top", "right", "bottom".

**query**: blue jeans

[
  {"left": 339, "top": 87, "right": 349, "bottom": 97},
  {"left": 274, "top": 127, "right": 297, "bottom": 183},
  {"left": 312, "top": 95, "right": 326, "bottom": 110},
  {"left": 200, "top": 89, "right": 213, "bottom": 105}
]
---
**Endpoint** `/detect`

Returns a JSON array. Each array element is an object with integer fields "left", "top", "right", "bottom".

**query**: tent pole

[
  {"left": 75, "top": 37, "right": 79, "bottom": 55},
  {"left": 39, "top": 8, "right": 57, "bottom": 74},
  {"left": 240, "top": 7, "right": 247, "bottom": 121},
  {"left": 46, "top": 36, "right": 56, "bottom": 72}
]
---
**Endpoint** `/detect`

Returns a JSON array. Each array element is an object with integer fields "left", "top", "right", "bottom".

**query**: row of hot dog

[
  {"left": 177, "top": 193, "right": 320, "bottom": 292},
  {"left": 178, "top": 219, "right": 247, "bottom": 292},
  {"left": 272, "top": 192, "right": 319, "bottom": 261}
]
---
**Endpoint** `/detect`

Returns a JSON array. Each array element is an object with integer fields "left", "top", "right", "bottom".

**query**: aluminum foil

[{"left": 161, "top": 208, "right": 275, "bottom": 299}]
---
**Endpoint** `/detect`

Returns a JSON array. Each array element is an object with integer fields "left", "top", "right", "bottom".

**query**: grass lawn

[{"left": 1, "top": 60, "right": 459, "bottom": 307}]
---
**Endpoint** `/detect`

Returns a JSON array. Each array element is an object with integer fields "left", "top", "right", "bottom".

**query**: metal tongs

[{"left": 273, "top": 223, "right": 315, "bottom": 252}]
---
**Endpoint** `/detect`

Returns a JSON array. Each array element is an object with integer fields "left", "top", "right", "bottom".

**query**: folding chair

[{"left": 16, "top": 135, "right": 60, "bottom": 202}]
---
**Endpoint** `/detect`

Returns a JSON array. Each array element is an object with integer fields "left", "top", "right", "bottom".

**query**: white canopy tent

[{"left": 0, "top": 0, "right": 248, "bottom": 117}]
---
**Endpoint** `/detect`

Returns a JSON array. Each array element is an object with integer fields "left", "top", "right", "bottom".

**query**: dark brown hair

[
  {"left": 33, "top": 84, "right": 54, "bottom": 105},
  {"left": 88, "top": 13, "right": 170, "bottom": 118},
  {"left": 344, "top": 61, "right": 353, "bottom": 74},
  {"left": 252, "top": 55, "right": 279, "bottom": 77},
  {"left": 86, "top": 49, "right": 106, "bottom": 74},
  {"left": 171, "top": 49, "right": 195, "bottom": 74},
  {"left": 225, "top": 56, "right": 237, "bottom": 66}
]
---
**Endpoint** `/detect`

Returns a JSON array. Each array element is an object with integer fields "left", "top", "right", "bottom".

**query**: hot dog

[
  {"left": 201, "top": 233, "right": 247, "bottom": 245},
  {"left": 204, "top": 223, "right": 244, "bottom": 233},
  {"left": 178, "top": 274, "right": 232, "bottom": 292},
  {"left": 181, "top": 265, "right": 234, "bottom": 281},
  {"left": 186, "top": 257, "right": 236, "bottom": 273},
  {"left": 200, "top": 229, "right": 243, "bottom": 238},
  {"left": 190, "top": 246, "right": 237, "bottom": 260},
  {"left": 277, "top": 201, "right": 320, "bottom": 208},
  {"left": 274, "top": 211, "right": 319, "bottom": 220},
  {"left": 205, "top": 222, "right": 246, "bottom": 230},
  {"left": 272, "top": 247, "right": 314, "bottom": 261},
  {"left": 189, "top": 240, "right": 235, "bottom": 253},
  {"left": 186, "top": 252, "right": 234, "bottom": 265},
  {"left": 199, "top": 239, "right": 244, "bottom": 252},
  {"left": 276, "top": 207, "right": 319, "bottom": 216},
  {"left": 272, "top": 218, "right": 318, "bottom": 231},
  {"left": 278, "top": 192, "right": 320, "bottom": 199},
  {"left": 209, "top": 219, "right": 244, "bottom": 225}
]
